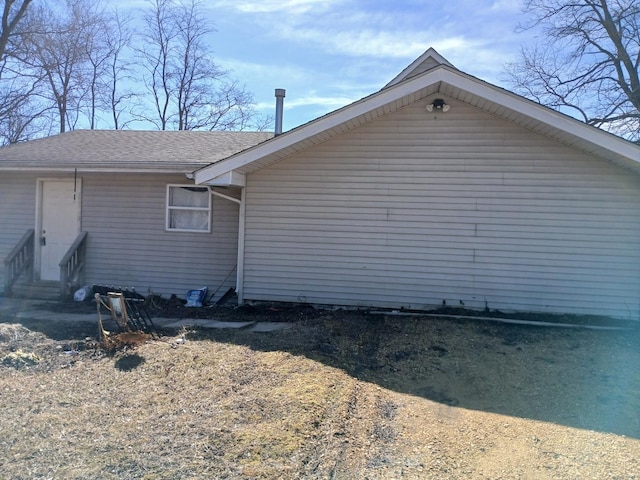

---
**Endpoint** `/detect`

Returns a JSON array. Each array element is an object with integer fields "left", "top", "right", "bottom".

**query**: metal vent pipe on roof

[{"left": 275, "top": 88, "right": 286, "bottom": 135}]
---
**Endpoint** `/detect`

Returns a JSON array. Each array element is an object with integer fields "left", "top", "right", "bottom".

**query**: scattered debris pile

[
  {"left": 0, "top": 323, "right": 90, "bottom": 371},
  {"left": 93, "top": 286, "right": 159, "bottom": 351},
  {"left": 0, "top": 324, "right": 46, "bottom": 368}
]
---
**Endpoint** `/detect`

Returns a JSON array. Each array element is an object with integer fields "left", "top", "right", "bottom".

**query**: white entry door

[{"left": 39, "top": 179, "right": 81, "bottom": 281}]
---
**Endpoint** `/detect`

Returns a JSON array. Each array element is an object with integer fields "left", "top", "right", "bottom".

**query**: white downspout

[
  {"left": 207, "top": 186, "right": 245, "bottom": 303},
  {"left": 236, "top": 188, "right": 246, "bottom": 304}
]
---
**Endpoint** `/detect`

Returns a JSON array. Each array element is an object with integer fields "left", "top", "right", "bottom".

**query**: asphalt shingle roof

[{"left": 0, "top": 130, "right": 273, "bottom": 172}]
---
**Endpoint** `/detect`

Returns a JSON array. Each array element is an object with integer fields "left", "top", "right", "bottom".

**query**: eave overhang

[{"left": 194, "top": 65, "right": 640, "bottom": 185}]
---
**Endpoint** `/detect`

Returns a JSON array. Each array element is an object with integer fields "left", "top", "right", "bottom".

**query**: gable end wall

[{"left": 242, "top": 98, "right": 640, "bottom": 320}]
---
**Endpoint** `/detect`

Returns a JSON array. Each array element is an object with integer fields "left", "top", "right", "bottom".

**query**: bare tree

[
  {"left": 23, "top": 0, "right": 114, "bottom": 133},
  {"left": 82, "top": 7, "right": 136, "bottom": 130},
  {"left": 0, "top": 0, "right": 32, "bottom": 65},
  {"left": 0, "top": 0, "right": 37, "bottom": 144},
  {"left": 83, "top": 6, "right": 112, "bottom": 129},
  {"left": 0, "top": 0, "right": 267, "bottom": 140},
  {"left": 138, "top": 0, "right": 178, "bottom": 130},
  {"left": 0, "top": 50, "right": 43, "bottom": 144},
  {"left": 138, "top": 0, "right": 257, "bottom": 131},
  {"left": 103, "top": 10, "right": 136, "bottom": 130},
  {"left": 173, "top": 0, "right": 220, "bottom": 130},
  {"left": 506, "top": 0, "right": 640, "bottom": 141},
  {"left": 0, "top": 91, "right": 53, "bottom": 144}
]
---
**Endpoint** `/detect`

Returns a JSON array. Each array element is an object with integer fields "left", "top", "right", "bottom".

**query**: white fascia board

[
  {"left": 203, "top": 170, "right": 246, "bottom": 187},
  {"left": 440, "top": 69, "right": 640, "bottom": 162},
  {"left": 194, "top": 66, "right": 640, "bottom": 185}
]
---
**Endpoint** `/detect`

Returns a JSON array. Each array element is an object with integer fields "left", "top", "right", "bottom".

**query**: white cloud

[
  {"left": 216, "top": 2, "right": 517, "bottom": 64},
  {"left": 490, "top": 0, "right": 523, "bottom": 13},
  {"left": 256, "top": 92, "right": 355, "bottom": 111},
  {"left": 211, "top": 0, "right": 341, "bottom": 14},
  {"left": 205, "top": 0, "right": 529, "bottom": 128},
  {"left": 215, "top": 1, "right": 523, "bottom": 101},
  {"left": 218, "top": 58, "right": 311, "bottom": 85},
  {"left": 281, "top": 27, "right": 432, "bottom": 58}
]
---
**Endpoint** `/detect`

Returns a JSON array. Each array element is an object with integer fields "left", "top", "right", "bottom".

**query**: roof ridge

[{"left": 384, "top": 47, "right": 455, "bottom": 89}]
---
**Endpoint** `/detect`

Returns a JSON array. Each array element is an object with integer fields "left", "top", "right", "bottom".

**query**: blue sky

[{"left": 119, "top": 0, "right": 534, "bottom": 131}]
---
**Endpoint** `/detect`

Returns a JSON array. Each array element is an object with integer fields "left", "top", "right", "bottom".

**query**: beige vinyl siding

[
  {"left": 80, "top": 173, "right": 238, "bottom": 299},
  {"left": 1, "top": 172, "right": 238, "bottom": 299},
  {"left": 243, "top": 98, "right": 640, "bottom": 319},
  {"left": 0, "top": 174, "right": 38, "bottom": 288}
]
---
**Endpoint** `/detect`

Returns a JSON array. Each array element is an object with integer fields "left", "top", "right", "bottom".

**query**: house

[
  {"left": 194, "top": 48, "right": 640, "bottom": 320},
  {"left": 0, "top": 130, "right": 271, "bottom": 299},
  {"left": 2, "top": 48, "right": 640, "bottom": 320}
]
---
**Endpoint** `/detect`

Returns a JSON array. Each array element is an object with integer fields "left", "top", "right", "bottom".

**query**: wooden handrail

[
  {"left": 59, "top": 231, "right": 88, "bottom": 297},
  {"left": 3, "top": 229, "right": 35, "bottom": 296}
]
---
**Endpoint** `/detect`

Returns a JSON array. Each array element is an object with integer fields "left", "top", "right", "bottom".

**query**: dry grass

[{"left": 0, "top": 308, "right": 639, "bottom": 479}]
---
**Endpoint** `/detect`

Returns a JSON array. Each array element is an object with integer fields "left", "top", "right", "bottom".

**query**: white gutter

[{"left": 0, "top": 167, "right": 200, "bottom": 174}]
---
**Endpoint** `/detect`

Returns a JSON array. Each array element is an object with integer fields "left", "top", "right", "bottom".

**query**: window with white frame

[{"left": 166, "top": 185, "right": 211, "bottom": 232}]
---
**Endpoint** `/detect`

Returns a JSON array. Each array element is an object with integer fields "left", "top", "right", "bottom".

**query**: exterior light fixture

[{"left": 426, "top": 98, "right": 450, "bottom": 112}]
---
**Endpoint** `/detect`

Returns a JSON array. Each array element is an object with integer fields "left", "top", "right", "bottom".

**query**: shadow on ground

[
  {"left": 115, "top": 354, "right": 145, "bottom": 371},
  {"left": 0, "top": 315, "right": 98, "bottom": 341},
  {"left": 187, "top": 307, "right": 640, "bottom": 440},
  {"left": 2, "top": 301, "right": 639, "bottom": 439}
]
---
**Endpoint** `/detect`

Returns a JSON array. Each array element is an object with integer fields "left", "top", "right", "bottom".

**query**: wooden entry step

[{"left": 10, "top": 281, "right": 61, "bottom": 300}]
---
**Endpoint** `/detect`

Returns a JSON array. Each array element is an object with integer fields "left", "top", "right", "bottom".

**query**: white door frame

[{"left": 34, "top": 177, "right": 82, "bottom": 281}]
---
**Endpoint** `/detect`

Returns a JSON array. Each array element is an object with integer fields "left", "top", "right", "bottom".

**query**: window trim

[{"left": 165, "top": 184, "right": 212, "bottom": 233}]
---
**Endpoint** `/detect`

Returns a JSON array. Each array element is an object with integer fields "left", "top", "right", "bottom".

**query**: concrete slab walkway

[
  {"left": 0, "top": 297, "right": 293, "bottom": 332},
  {"left": 161, "top": 319, "right": 255, "bottom": 329}
]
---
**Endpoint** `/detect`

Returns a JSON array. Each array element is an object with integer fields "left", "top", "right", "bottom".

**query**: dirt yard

[{"left": 0, "top": 303, "right": 639, "bottom": 479}]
